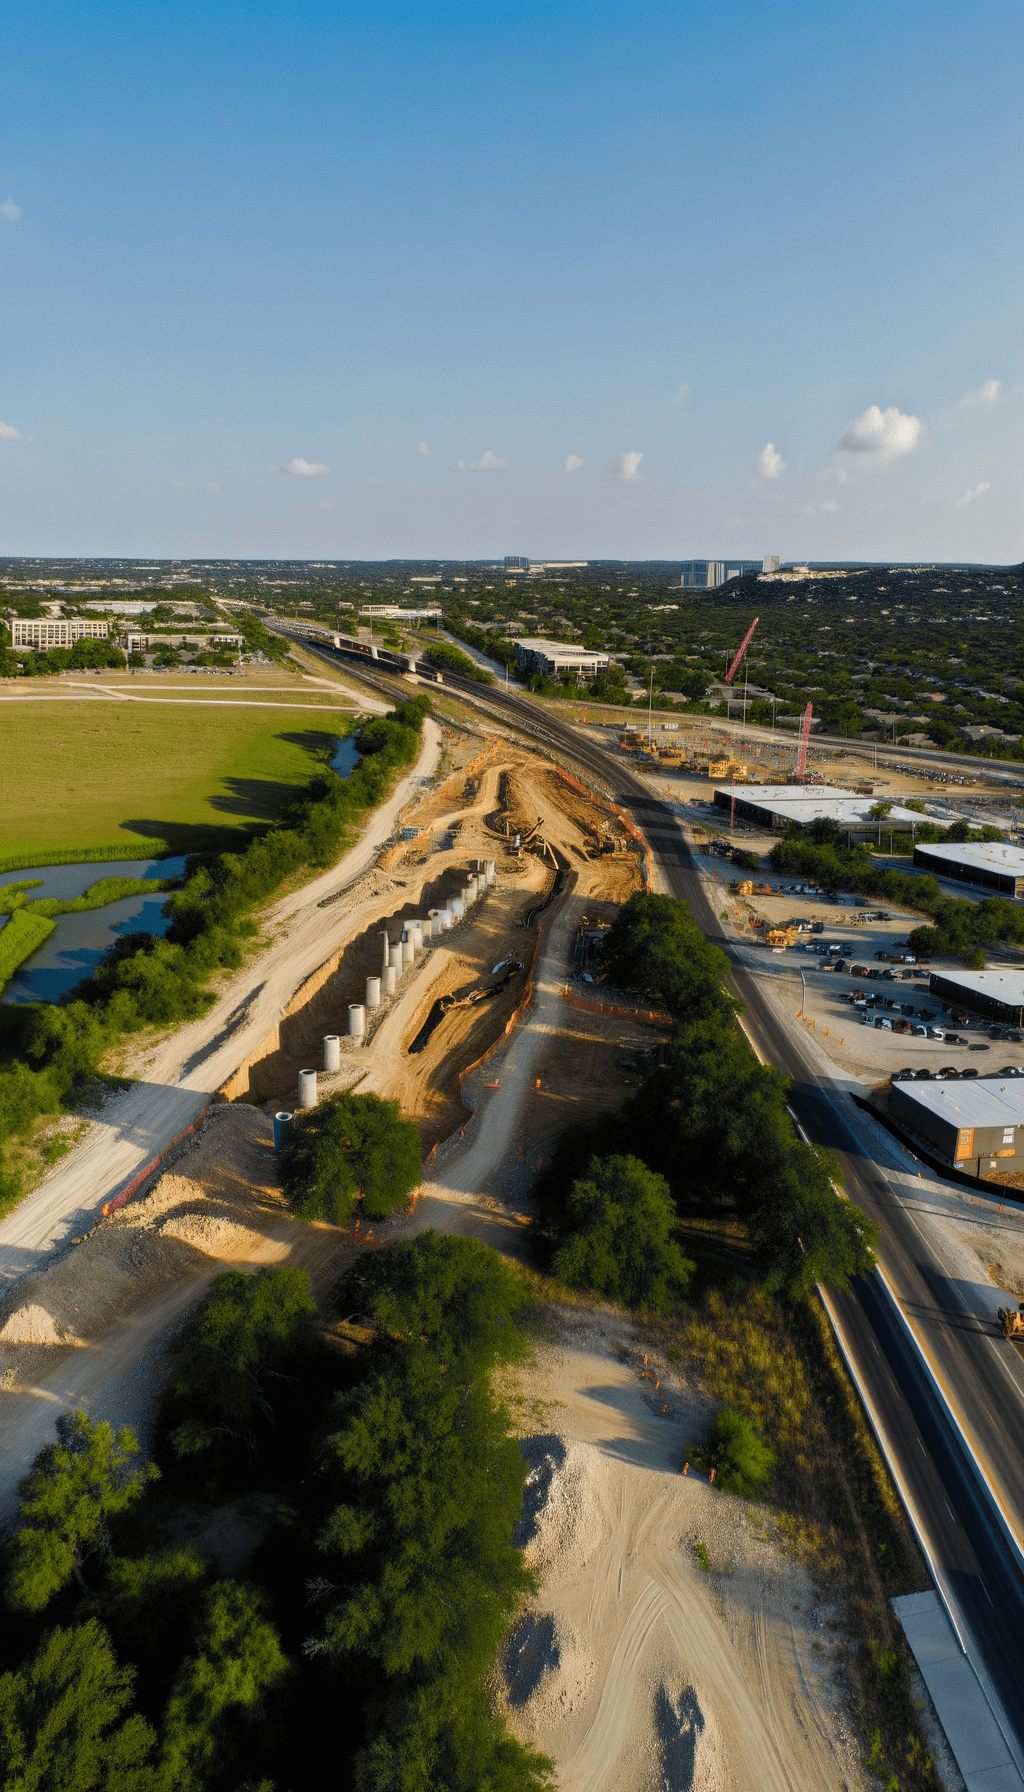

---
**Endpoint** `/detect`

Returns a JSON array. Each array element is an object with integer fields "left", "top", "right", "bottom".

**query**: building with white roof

[
  {"left": 513, "top": 639, "right": 610, "bottom": 679},
  {"left": 913, "top": 841, "right": 1022, "bottom": 899},
  {"left": 714, "top": 785, "right": 926, "bottom": 834},
  {"left": 927, "top": 968, "right": 1024, "bottom": 1027},
  {"left": 889, "top": 1073, "right": 1023, "bottom": 1175}
]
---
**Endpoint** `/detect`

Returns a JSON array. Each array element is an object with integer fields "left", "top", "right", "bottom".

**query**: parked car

[
  {"left": 1006, "top": 1031, "right": 1023, "bottom": 1044},
  {"left": 961, "top": 1067, "right": 979, "bottom": 1077},
  {"left": 913, "top": 1067, "right": 931, "bottom": 1079},
  {"left": 911, "top": 1024, "right": 927, "bottom": 1037},
  {"left": 939, "top": 1066, "right": 960, "bottom": 1077},
  {"left": 945, "top": 1033, "right": 962, "bottom": 1045},
  {"left": 875, "top": 1017, "right": 893, "bottom": 1030},
  {"left": 893, "top": 1069, "right": 915, "bottom": 1081},
  {"left": 874, "top": 950, "right": 890, "bottom": 961},
  {"left": 832, "top": 960, "right": 849, "bottom": 973},
  {"left": 882, "top": 970, "right": 895, "bottom": 981},
  {"left": 894, "top": 1019, "right": 910, "bottom": 1033},
  {"left": 969, "top": 1043, "right": 990, "bottom": 1052},
  {"left": 927, "top": 1026, "right": 945, "bottom": 1039}
]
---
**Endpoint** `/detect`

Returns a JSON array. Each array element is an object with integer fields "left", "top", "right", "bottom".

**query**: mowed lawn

[{"left": 0, "top": 701, "right": 354, "bottom": 857}]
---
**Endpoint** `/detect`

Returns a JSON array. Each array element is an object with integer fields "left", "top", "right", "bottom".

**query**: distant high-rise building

[
  {"left": 504, "top": 555, "right": 529, "bottom": 570},
  {"left": 679, "top": 559, "right": 763, "bottom": 589},
  {"left": 762, "top": 554, "right": 780, "bottom": 574}
]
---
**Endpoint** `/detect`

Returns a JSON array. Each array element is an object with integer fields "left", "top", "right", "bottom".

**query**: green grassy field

[{"left": 0, "top": 701, "right": 355, "bottom": 859}]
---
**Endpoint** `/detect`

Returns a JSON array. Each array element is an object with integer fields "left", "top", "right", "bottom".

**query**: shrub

[
  {"left": 702, "top": 1407, "right": 776, "bottom": 1497},
  {"left": 546, "top": 1154, "right": 695, "bottom": 1312},
  {"left": 279, "top": 1091, "right": 421, "bottom": 1225}
]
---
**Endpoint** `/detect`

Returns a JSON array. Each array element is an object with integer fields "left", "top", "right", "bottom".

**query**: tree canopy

[
  {"left": 548, "top": 1155, "right": 695, "bottom": 1313},
  {"left": 279, "top": 1090, "right": 421, "bottom": 1225}
]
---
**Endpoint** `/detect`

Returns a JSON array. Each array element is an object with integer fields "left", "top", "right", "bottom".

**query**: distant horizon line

[{"left": 0, "top": 556, "right": 1019, "bottom": 573}]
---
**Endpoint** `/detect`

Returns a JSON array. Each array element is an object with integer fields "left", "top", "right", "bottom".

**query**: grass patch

[
  {"left": 0, "top": 703, "right": 356, "bottom": 859},
  {"left": 0, "top": 909, "right": 56, "bottom": 992}
]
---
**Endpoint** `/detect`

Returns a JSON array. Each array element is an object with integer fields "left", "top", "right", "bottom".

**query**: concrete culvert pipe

[
  {"left": 438, "top": 907, "right": 451, "bottom": 930},
  {"left": 348, "top": 1003, "right": 366, "bottom": 1038},
  {"left": 382, "top": 965, "right": 397, "bottom": 995},
  {"left": 486, "top": 859, "right": 495, "bottom": 883},
  {"left": 451, "top": 897, "right": 465, "bottom": 919},
  {"left": 297, "top": 1069, "right": 318, "bottom": 1109},
  {"left": 402, "top": 938, "right": 416, "bottom": 968},
  {"left": 380, "top": 932, "right": 391, "bottom": 969},
  {"left": 273, "top": 1112, "right": 293, "bottom": 1152},
  {"left": 322, "top": 1034, "right": 341, "bottom": 1071},
  {"left": 365, "top": 976, "right": 381, "bottom": 1009}
]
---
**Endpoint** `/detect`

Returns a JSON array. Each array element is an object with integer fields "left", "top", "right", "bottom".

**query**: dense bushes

[
  {"left": 0, "top": 696, "right": 432, "bottom": 1193},
  {"left": 545, "top": 1154, "right": 695, "bottom": 1312},
  {"left": 422, "top": 640, "right": 494, "bottom": 684},
  {"left": 768, "top": 830, "right": 1024, "bottom": 959},
  {"left": 0, "top": 1237, "right": 553, "bottom": 1791},
  {"left": 536, "top": 891, "right": 877, "bottom": 1303},
  {"left": 693, "top": 1408, "right": 776, "bottom": 1496},
  {"left": 0, "top": 909, "right": 55, "bottom": 992},
  {"left": 279, "top": 1091, "right": 422, "bottom": 1226}
]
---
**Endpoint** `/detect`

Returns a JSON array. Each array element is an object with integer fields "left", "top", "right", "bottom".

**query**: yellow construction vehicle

[
  {"left": 997, "top": 1303, "right": 1024, "bottom": 1340},
  {"left": 709, "top": 757, "right": 749, "bottom": 780},
  {"left": 738, "top": 880, "right": 755, "bottom": 896},
  {"left": 766, "top": 925, "right": 798, "bottom": 947}
]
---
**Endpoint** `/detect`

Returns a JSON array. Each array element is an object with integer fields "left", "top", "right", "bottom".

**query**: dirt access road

[
  {"left": 497, "top": 1313, "right": 869, "bottom": 1792},
  {"left": 0, "top": 718, "right": 441, "bottom": 1298}
]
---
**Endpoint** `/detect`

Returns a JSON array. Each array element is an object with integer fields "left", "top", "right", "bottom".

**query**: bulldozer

[{"left": 997, "top": 1303, "right": 1024, "bottom": 1340}]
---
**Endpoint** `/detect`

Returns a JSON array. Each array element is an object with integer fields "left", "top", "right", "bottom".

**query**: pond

[
  {"left": 2, "top": 857, "right": 187, "bottom": 1007},
  {"left": 331, "top": 735, "right": 360, "bottom": 777}
]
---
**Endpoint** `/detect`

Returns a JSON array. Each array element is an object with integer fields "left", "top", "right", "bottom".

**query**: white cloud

[
  {"left": 608, "top": 451, "right": 643, "bottom": 481},
  {"left": 168, "top": 479, "right": 186, "bottom": 488},
  {"left": 756, "top": 442, "right": 786, "bottom": 480},
  {"left": 960, "top": 379, "right": 1000, "bottom": 407},
  {"left": 725, "top": 515, "right": 744, "bottom": 528},
  {"left": 276, "top": 457, "right": 330, "bottom": 477},
  {"left": 955, "top": 481, "right": 990, "bottom": 507},
  {"left": 838, "top": 404, "right": 921, "bottom": 461},
  {"left": 0, "top": 198, "right": 21, "bottom": 223},
  {"left": 362, "top": 475, "right": 379, "bottom": 484},
  {"left": 207, "top": 481, "right": 220, "bottom": 493},
  {"left": 671, "top": 382, "right": 690, "bottom": 406},
  {"left": 805, "top": 500, "right": 839, "bottom": 515},
  {"left": 0, "top": 420, "right": 25, "bottom": 440},
  {"left": 564, "top": 454, "right": 583, "bottom": 473},
  {"left": 416, "top": 440, "right": 432, "bottom": 457},
  {"left": 465, "top": 448, "right": 507, "bottom": 471}
]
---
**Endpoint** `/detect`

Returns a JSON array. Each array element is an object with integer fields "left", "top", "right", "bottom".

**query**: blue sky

[{"left": 1, "top": 0, "right": 1020, "bottom": 562}]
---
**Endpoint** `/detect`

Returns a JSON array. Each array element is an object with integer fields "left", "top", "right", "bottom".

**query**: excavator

[{"left": 997, "top": 1302, "right": 1024, "bottom": 1341}]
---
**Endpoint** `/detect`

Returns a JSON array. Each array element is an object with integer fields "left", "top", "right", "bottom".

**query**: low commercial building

[
  {"left": 889, "top": 1076, "right": 1023, "bottom": 1177},
  {"left": 513, "top": 639, "right": 610, "bottom": 679},
  {"left": 926, "top": 968, "right": 1024, "bottom": 1027},
  {"left": 10, "top": 617, "right": 109, "bottom": 649},
  {"left": 126, "top": 630, "right": 244, "bottom": 653},
  {"left": 913, "top": 841, "right": 1023, "bottom": 898},
  {"left": 713, "top": 784, "right": 924, "bottom": 834}
]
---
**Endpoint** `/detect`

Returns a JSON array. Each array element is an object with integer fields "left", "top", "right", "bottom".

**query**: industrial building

[
  {"left": 889, "top": 1075, "right": 1022, "bottom": 1177},
  {"left": 504, "top": 557, "right": 588, "bottom": 572},
  {"left": 913, "top": 841, "right": 1023, "bottom": 898},
  {"left": 927, "top": 968, "right": 1024, "bottom": 1027},
  {"left": 513, "top": 639, "right": 610, "bottom": 679},
  {"left": 10, "top": 617, "right": 110, "bottom": 649},
  {"left": 713, "top": 784, "right": 925, "bottom": 834},
  {"left": 679, "top": 558, "right": 776, "bottom": 589}
]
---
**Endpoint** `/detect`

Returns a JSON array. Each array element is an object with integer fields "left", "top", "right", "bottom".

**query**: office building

[
  {"left": 10, "top": 617, "right": 110, "bottom": 649},
  {"left": 513, "top": 639, "right": 610, "bottom": 679},
  {"left": 679, "top": 559, "right": 771, "bottom": 589}
]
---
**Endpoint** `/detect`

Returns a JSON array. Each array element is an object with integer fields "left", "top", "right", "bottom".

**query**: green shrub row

[
  {"left": 422, "top": 639, "right": 494, "bottom": 683},
  {"left": 536, "top": 891, "right": 878, "bottom": 1303},
  {"left": 0, "top": 696, "right": 432, "bottom": 1194}
]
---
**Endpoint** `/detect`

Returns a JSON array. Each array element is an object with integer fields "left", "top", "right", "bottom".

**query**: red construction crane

[
  {"left": 795, "top": 702, "right": 813, "bottom": 780},
  {"left": 724, "top": 616, "right": 759, "bottom": 686}
]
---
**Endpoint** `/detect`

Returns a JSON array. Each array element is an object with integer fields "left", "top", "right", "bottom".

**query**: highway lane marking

[
  {"left": 946, "top": 1502, "right": 958, "bottom": 1524},
  {"left": 979, "top": 1580, "right": 993, "bottom": 1605}
]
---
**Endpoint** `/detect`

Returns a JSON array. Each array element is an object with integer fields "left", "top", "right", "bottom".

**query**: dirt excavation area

[
  {"left": 0, "top": 1104, "right": 360, "bottom": 1518},
  {"left": 496, "top": 1310, "right": 868, "bottom": 1792}
]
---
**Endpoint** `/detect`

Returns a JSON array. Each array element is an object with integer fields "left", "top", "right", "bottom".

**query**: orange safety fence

[
  {"left": 563, "top": 987, "right": 671, "bottom": 1026},
  {"left": 100, "top": 1105, "right": 212, "bottom": 1218}
]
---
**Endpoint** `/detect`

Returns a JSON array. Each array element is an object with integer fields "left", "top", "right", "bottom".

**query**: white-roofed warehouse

[
  {"left": 913, "top": 841, "right": 1023, "bottom": 898},
  {"left": 714, "top": 785, "right": 928, "bottom": 834},
  {"left": 889, "top": 1074, "right": 1023, "bottom": 1176}
]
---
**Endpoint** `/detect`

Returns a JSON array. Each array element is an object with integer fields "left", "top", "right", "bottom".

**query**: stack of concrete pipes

[{"left": 341, "top": 867, "right": 496, "bottom": 1045}]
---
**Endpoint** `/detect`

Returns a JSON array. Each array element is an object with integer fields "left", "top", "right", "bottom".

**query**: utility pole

[{"left": 648, "top": 668, "right": 654, "bottom": 750}]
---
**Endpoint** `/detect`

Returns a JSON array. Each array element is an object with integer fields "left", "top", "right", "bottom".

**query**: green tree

[
  {"left": 8, "top": 1414, "right": 157, "bottom": 1612},
  {"left": 166, "top": 1266, "right": 315, "bottom": 1462},
  {"left": 97, "top": 1550, "right": 207, "bottom": 1657},
  {"left": 339, "top": 1232, "right": 532, "bottom": 1379},
  {"left": 279, "top": 1090, "right": 421, "bottom": 1225},
  {"left": 0, "top": 1621, "right": 156, "bottom": 1792},
  {"left": 601, "top": 891, "right": 730, "bottom": 1015},
  {"left": 701, "top": 1408, "right": 776, "bottom": 1497},
  {"left": 548, "top": 1155, "right": 695, "bottom": 1313},
  {"left": 157, "top": 1582, "right": 288, "bottom": 1792}
]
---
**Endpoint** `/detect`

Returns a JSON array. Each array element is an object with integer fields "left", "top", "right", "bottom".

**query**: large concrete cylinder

[
  {"left": 437, "top": 907, "right": 451, "bottom": 930},
  {"left": 322, "top": 1034, "right": 341, "bottom": 1071},
  {"left": 463, "top": 880, "right": 477, "bottom": 903},
  {"left": 297, "top": 1069, "right": 317, "bottom": 1109},
  {"left": 402, "top": 938, "right": 416, "bottom": 968},
  {"left": 486, "top": 859, "right": 496, "bottom": 884},
  {"left": 382, "top": 965, "right": 397, "bottom": 995},
  {"left": 451, "top": 896, "right": 465, "bottom": 919},
  {"left": 421, "top": 915, "right": 434, "bottom": 940},
  {"left": 380, "top": 931, "right": 391, "bottom": 969},
  {"left": 273, "top": 1111, "right": 293, "bottom": 1153},
  {"left": 348, "top": 1003, "right": 366, "bottom": 1038},
  {"left": 365, "top": 976, "right": 381, "bottom": 1009}
]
